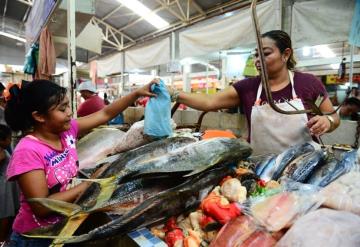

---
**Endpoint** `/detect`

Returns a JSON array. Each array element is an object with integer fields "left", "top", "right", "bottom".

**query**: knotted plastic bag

[{"left": 144, "top": 79, "right": 172, "bottom": 139}]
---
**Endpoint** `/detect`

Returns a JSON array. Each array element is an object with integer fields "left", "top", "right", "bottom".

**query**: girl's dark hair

[
  {"left": 262, "top": 30, "right": 296, "bottom": 70},
  {"left": 5, "top": 80, "right": 67, "bottom": 132}
]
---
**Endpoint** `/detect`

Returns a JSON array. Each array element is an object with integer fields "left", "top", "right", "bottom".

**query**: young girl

[{"left": 4, "top": 79, "right": 156, "bottom": 246}]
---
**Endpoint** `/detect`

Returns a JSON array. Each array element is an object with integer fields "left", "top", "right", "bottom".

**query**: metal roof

[{"left": 0, "top": 0, "right": 252, "bottom": 61}]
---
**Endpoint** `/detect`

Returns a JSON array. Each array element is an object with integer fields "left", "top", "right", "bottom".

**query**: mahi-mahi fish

[
  {"left": 27, "top": 137, "right": 251, "bottom": 246},
  {"left": 62, "top": 166, "right": 237, "bottom": 244},
  {"left": 26, "top": 137, "right": 196, "bottom": 246},
  {"left": 77, "top": 128, "right": 125, "bottom": 171}
]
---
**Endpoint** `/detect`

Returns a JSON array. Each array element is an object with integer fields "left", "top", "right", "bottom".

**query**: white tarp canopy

[
  {"left": 76, "top": 22, "right": 103, "bottom": 54},
  {"left": 179, "top": 0, "right": 281, "bottom": 59},
  {"left": 291, "top": 0, "right": 355, "bottom": 48},
  {"left": 96, "top": 52, "right": 123, "bottom": 77},
  {"left": 125, "top": 37, "right": 170, "bottom": 71}
]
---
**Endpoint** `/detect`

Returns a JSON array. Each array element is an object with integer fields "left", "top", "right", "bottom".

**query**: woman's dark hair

[
  {"left": 5, "top": 80, "right": 67, "bottom": 132},
  {"left": 0, "top": 124, "right": 11, "bottom": 140},
  {"left": 261, "top": 30, "right": 296, "bottom": 70}
]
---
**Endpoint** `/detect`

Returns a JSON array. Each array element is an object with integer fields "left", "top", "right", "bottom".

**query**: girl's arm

[
  {"left": 18, "top": 170, "right": 88, "bottom": 218},
  {"left": 76, "top": 81, "right": 157, "bottom": 136}
]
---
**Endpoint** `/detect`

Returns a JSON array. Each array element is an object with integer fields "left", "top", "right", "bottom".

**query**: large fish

[
  {"left": 77, "top": 137, "right": 251, "bottom": 210},
  {"left": 81, "top": 136, "right": 196, "bottom": 178},
  {"left": 77, "top": 128, "right": 125, "bottom": 170},
  {"left": 270, "top": 142, "right": 318, "bottom": 181},
  {"left": 26, "top": 176, "right": 186, "bottom": 237},
  {"left": 286, "top": 150, "right": 325, "bottom": 182},
  {"left": 318, "top": 150, "right": 358, "bottom": 187},
  {"left": 27, "top": 137, "right": 196, "bottom": 246},
  {"left": 62, "top": 166, "right": 236, "bottom": 244},
  {"left": 306, "top": 157, "right": 338, "bottom": 186}
]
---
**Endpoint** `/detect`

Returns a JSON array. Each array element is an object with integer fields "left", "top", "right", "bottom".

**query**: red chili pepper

[
  {"left": 257, "top": 179, "right": 266, "bottom": 187},
  {"left": 164, "top": 217, "right": 178, "bottom": 232},
  {"left": 165, "top": 228, "right": 184, "bottom": 247}
]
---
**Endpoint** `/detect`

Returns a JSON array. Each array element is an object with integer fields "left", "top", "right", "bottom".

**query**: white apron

[{"left": 250, "top": 70, "right": 313, "bottom": 155}]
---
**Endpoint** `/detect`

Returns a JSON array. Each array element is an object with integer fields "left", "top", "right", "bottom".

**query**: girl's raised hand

[{"left": 135, "top": 78, "right": 160, "bottom": 98}]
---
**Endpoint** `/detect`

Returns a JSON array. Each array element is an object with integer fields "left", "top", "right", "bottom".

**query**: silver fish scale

[{"left": 290, "top": 151, "right": 325, "bottom": 182}]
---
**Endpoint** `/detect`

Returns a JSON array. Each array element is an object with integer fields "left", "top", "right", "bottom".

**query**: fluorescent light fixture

[
  {"left": 0, "top": 31, "right": 26, "bottom": 42},
  {"left": 330, "top": 63, "right": 339, "bottom": 70},
  {"left": 117, "top": 0, "right": 169, "bottom": 29},
  {"left": 302, "top": 46, "right": 311, "bottom": 56},
  {"left": 315, "top": 45, "right": 336, "bottom": 58}
]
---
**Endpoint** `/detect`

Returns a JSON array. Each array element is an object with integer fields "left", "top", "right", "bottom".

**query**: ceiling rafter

[
  {"left": 191, "top": 0, "right": 205, "bottom": 15},
  {"left": 101, "top": 4, "right": 125, "bottom": 21},
  {"left": 16, "top": 0, "right": 33, "bottom": 7},
  {"left": 3, "top": 0, "right": 8, "bottom": 17},
  {"left": 155, "top": 0, "right": 185, "bottom": 22},
  {"left": 175, "top": 0, "right": 186, "bottom": 21},
  {"left": 91, "top": 16, "right": 135, "bottom": 50}
]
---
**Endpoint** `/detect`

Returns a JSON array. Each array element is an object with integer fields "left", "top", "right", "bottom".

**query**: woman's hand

[
  {"left": 306, "top": 115, "right": 331, "bottom": 135},
  {"left": 135, "top": 78, "right": 160, "bottom": 98}
]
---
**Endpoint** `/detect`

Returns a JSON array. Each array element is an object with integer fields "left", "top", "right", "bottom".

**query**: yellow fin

[{"left": 28, "top": 198, "right": 81, "bottom": 217}]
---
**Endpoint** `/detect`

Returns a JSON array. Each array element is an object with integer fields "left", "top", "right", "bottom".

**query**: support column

[
  {"left": 67, "top": 0, "right": 77, "bottom": 116},
  {"left": 182, "top": 65, "right": 191, "bottom": 93}
]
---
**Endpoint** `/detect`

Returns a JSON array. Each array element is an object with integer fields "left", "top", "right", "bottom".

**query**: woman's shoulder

[
  {"left": 233, "top": 76, "right": 261, "bottom": 91},
  {"left": 294, "top": 71, "right": 320, "bottom": 82}
]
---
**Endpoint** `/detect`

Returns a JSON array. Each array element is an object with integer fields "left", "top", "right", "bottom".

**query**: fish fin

[
  {"left": 184, "top": 167, "right": 211, "bottom": 177},
  {"left": 62, "top": 233, "right": 91, "bottom": 244},
  {"left": 184, "top": 158, "right": 224, "bottom": 177},
  {"left": 74, "top": 176, "right": 116, "bottom": 185},
  {"left": 50, "top": 213, "right": 90, "bottom": 247},
  {"left": 28, "top": 198, "right": 81, "bottom": 217},
  {"left": 84, "top": 176, "right": 118, "bottom": 210},
  {"left": 22, "top": 213, "right": 90, "bottom": 246}
]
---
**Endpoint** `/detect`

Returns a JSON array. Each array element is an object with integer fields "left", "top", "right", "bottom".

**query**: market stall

[{"left": 0, "top": 0, "right": 360, "bottom": 246}]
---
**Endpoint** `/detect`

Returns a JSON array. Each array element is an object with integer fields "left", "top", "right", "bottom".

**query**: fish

[
  {"left": 77, "top": 128, "right": 125, "bottom": 171},
  {"left": 81, "top": 136, "right": 196, "bottom": 178},
  {"left": 76, "top": 137, "right": 197, "bottom": 207},
  {"left": 258, "top": 156, "right": 277, "bottom": 181},
  {"left": 97, "top": 176, "right": 188, "bottom": 215},
  {"left": 318, "top": 150, "right": 358, "bottom": 187},
  {"left": 62, "top": 166, "right": 236, "bottom": 244},
  {"left": 124, "top": 137, "right": 251, "bottom": 177},
  {"left": 79, "top": 137, "right": 251, "bottom": 210},
  {"left": 26, "top": 137, "right": 196, "bottom": 246},
  {"left": 281, "top": 152, "right": 313, "bottom": 179},
  {"left": 25, "top": 176, "right": 187, "bottom": 246},
  {"left": 288, "top": 150, "right": 325, "bottom": 183},
  {"left": 306, "top": 157, "right": 338, "bottom": 186},
  {"left": 270, "top": 142, "right": 318, "bottom": 181},
  {"left": 248, "top": 154, "right": 277, "bottom": 176}
]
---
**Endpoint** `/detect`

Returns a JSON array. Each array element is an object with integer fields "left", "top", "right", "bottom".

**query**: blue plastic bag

[{"left": 144, "top": 79, "right": 172, "bottom": 139}]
